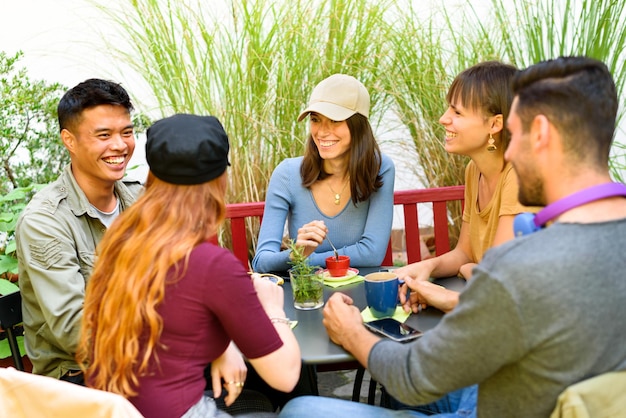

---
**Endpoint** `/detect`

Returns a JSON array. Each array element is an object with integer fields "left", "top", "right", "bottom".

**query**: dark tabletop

[{"left": 282, "top": 266, "right": 466, "bottom": 364}]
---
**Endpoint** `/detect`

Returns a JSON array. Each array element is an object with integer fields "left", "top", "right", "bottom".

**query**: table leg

[
  {"left": 351, "top": 367, "right": 366, "bottom": 402},
  {"left": 304, "top": 364, "right": 319, "bottom": 396}
]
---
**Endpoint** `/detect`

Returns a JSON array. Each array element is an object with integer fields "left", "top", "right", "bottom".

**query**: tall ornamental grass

[
  {"left": 94, "top": 0, "right": 393, "bottom": 249},
  {"left": 379, "top": 2, "right": 505, "bottom": 243},
  {"left": 382, "top": 0, "right": 626, "bottom": 242},
  {"left": 93, "top": 0, "right": 626, "bottom": 255},
  {"left": 383, "top": 0, "right": 626, "bottom": 187},
  {"left": 487, "top": 0, "right": 626, "bottom": 181}
]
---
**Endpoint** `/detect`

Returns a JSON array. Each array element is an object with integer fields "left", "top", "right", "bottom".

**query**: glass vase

[{"left": 289, "top": 271, "right": 324, "bottom": 310}]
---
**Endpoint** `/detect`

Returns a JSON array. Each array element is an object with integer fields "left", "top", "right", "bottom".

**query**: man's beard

[{"left": 518, "top": 172, "right": 545, "bottom": 207}]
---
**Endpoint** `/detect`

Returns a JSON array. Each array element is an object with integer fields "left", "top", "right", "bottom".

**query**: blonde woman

[{"left": 77, "top": 114, "right": 300, "bottom": 418}]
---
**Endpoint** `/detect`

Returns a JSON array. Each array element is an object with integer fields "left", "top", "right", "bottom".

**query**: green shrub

[{"left": 0, "top": 184, "right": 45, "bottom": 289}]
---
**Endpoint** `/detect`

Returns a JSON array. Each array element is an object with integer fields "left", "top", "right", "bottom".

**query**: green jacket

[{"left": 15, "top": 165, "right": 143, "bottom": 378}]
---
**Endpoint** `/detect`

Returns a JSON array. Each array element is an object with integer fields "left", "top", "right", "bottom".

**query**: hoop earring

[{"left": 486, "top": 133, "right": 497, "bottom": 152}]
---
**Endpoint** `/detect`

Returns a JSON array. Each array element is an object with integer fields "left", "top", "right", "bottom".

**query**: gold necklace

[{"left": 328, "top": 177, "right": 349, "bottom": 205}]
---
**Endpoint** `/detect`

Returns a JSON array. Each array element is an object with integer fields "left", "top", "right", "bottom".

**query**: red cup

[{"left": 325, "top": 255, "right": 351, "bottom": 277}]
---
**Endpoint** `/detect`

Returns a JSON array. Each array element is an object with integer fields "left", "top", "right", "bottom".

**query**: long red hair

[{"left": 76, "top": 171, "right": 227, "bottom": 396}]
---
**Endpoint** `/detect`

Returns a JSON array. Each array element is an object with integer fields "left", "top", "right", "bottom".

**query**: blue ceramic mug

[{"left": 364, "top": 272, "right": 399, "bottom": 318}]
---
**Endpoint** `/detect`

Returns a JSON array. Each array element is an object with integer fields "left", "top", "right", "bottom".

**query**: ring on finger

[{"left": 226, "top": 381, "right": 244, "bottom": 388}]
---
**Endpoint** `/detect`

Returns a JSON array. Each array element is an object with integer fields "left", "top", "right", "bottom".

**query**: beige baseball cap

[{"left": 297, "top": 74, "right": 370, "bottom": 122}]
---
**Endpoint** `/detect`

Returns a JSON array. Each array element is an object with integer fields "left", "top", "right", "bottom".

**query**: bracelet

[{"left": 270, "top": 317, "right": 291, "bottom": 326}]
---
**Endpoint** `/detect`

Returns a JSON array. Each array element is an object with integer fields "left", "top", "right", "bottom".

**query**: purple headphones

[{"left": 514, "top": 182, "right": 626, "bottom": 236}]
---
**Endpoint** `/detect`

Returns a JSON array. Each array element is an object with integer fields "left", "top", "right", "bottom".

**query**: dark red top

[{"left": 130, "top": 242, "right": 283, "bottom": 417}]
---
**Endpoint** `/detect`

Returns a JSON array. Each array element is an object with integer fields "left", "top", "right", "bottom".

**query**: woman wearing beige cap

[
  {"left": 252, "top": 74, "right": 395, "bottom": 273},
  {"left": 77, "top": 114, "right": 300, "bottom": 418}
]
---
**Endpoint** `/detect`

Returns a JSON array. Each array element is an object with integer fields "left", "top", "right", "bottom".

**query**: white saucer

[{"left": 318, "top": 268, "right": 360, "bottom": 282}]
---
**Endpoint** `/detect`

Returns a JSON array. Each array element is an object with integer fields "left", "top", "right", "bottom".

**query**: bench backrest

[
  {"left": 223, "top": 202, "right": 265, "bottom": 268},
  {"left": 219, "top": 186, "right": 465, "bottom": 269},
  {"left": 382, "top": 186, "right": 465, "bottom": 265}
]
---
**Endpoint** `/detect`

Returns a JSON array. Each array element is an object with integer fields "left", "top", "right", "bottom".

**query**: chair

[
  {"left": 0, "top": 290, "right": 24, "bottom": 371},
  {"left": 550, "top": 370, "right": 626, "bottom": 418},
  {"left": 0, "top": 367, "right": 144, "bottom": 417},
  {"left": 210, "top": 201, "right": 265, "bottom": 269}
]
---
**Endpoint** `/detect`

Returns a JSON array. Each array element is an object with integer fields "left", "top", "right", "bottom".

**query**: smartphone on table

[{"left": 364, "top": 318, "right": 423, "bottom": 342}]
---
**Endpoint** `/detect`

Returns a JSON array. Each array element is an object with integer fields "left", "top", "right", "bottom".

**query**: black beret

[{"left": 146, "top": 114, "right": 230, "bottom": 185}]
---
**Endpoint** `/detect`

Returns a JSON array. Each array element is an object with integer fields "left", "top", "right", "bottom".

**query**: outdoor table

[
  {"left": 281, "top": 266, "right": 466, "bottom": 396},
  {"left": 283, "top": 266, "right": 466, "bottom": 364}
]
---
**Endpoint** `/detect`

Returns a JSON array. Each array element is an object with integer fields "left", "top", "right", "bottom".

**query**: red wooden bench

[
  {"left": 382, "top": 186, "right": 465, "bottom": 265},
  {"left": 219, "top": 186, "right": 465, "bottom": 269},
  {"left": 223, "top": 202, "right": 266, "bottom": 268}
]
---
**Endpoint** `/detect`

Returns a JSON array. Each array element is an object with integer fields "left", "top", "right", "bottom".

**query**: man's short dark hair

[
  {"left": 512, "top": 56, "right": 617, "bottom": 167},
  {"left": 57, "top": 78, "right": 134, "bottom": 132}
]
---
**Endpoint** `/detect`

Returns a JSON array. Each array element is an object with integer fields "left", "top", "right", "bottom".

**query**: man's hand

[
  {"left": 322, "top": 293, "right": 362, "bottom": 346},
  {"left": 322, "top": 293, "right": 381, "bottom": 367}
]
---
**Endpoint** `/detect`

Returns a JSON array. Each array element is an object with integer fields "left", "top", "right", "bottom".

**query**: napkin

[
  {"left": 323, "top": 275, "right": 365, "bottom": 288},
  {"left": 361, "top": 306, "right": 411, "bottom": 323}
]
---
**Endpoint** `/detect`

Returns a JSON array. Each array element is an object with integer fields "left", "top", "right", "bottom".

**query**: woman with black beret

[{"left": 78, "top": 114, "right": 300, "bottom": 418}]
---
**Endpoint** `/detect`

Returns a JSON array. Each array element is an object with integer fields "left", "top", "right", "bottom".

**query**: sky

[{"left": 1, "top": 1, "right": 111, "bottom": 85}]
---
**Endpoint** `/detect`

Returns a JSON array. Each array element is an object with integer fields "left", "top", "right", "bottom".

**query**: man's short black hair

[{"left": 57, "top": 78, "right": 134, "bottom": 132}]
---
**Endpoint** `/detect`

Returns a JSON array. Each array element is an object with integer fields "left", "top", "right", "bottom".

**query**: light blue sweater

[{"left": 251, "top": 154, "right": 395, "bottom": 273}]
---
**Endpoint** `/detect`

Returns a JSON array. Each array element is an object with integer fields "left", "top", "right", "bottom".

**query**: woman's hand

[
  {"left": 251, "top": 273, "right": 286, "bottom": 318},
  {"left": 295, "top": 220, "right": 328, "bottom": 258},
  {"left": 211, "top": 342, "right": 247, "bottom": 406},
  {"left": 395, "top": 260, "right": 434, "bottom": 283},
  {"left": 458, "top": 262, "right": 476, "bottom": 280}
]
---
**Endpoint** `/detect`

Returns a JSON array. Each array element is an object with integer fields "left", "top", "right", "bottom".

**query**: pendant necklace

[{"left": 328, "top": 177, "right": 350, "bottom": 205}]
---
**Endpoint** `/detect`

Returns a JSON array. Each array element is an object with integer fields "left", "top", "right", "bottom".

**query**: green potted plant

[{"left": 287, "top": 239, "right": 324, "bottom": 310}]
